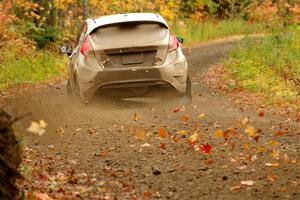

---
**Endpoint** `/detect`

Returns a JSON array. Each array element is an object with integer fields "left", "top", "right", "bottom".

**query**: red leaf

[
  {"left": 258, "top": 111, "right": 265, "bottom": 117},
  {"left": 200, "top": 143, "right": 212, "bottom": 154},
  {"left": 160, "top": 143, "right": 166, "bottom": 149}
]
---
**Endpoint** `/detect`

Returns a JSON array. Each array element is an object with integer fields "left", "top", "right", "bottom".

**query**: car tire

[{"left": 180, "top": 75, "right": 192, "bottom": 105}]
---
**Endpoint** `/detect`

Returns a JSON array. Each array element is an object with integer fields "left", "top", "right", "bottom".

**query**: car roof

[{"left": 86, "top": 13, "right": 169, "bottom": 34}]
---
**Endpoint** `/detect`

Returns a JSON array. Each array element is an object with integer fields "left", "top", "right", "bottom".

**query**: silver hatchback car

[{"left": 60, "top": 13, "right": 191, "bottom": 103}]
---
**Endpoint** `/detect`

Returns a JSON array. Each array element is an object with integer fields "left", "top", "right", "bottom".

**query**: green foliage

[
  {"left": 225, "top": 27, "right": 300, "bottom": 103},
  {"left": 173, "top": 19, "right": 268, "bottom": 44},
  {"left": 0, "top": 45, "right": 67, "bottom": 89}
]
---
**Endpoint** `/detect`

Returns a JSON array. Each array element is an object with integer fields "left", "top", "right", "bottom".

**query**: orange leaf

[
  {"left": 274, "top": 130, "right": 284, "bottom": 136},
  {"left": 143, "top": 191, "right": 151, "bottom": 198},
  {"left": 270, "top": 150, "right": 280, "bottom": 158},
  {"left": 269, "top": 140, "right": 279, "bottom": 146},
  {"left": 200, "top": 143, "right": 212, "bottom": 154},
  {"left": 214, "top": 128, "right": 223, "bottom": 138},
  {"left": 181, "top": 115, "right": 189, "bottom": 123},
  {"left": 267, "top": 174, "right": 278, "bottom": 182},
  {"left": 245, "top": 125, "right": 256, "bottom": 136},
  {"left": 244, "top": 143, "right": 249, "bottom": 150},
  {"left": 158, "top": 127, "right": 166, "bottom": 138}
]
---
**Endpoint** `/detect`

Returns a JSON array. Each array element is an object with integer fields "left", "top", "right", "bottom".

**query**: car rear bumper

[{"left": 77, "top": 57, "right": 188, "bottom": 102}]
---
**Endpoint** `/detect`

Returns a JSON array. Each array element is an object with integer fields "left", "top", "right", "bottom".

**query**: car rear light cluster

[
  {"left": 168, "top": 33, "right": 179, "bottom": 52},
  {"left": 80, "top": 36, "right": 92, "bottom": 55}
]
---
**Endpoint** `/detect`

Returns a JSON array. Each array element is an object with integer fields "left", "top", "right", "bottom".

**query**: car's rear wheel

[{"left": 180, "top": 75, "right": 192, "bottom": 105}]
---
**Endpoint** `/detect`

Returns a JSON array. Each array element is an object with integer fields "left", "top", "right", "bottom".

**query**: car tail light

[
  {"left": 168, "top": 33, "right": 179, "bottom": 52},
  {"left": 80, "top": 36, "right": 91, "bottom": 55}
]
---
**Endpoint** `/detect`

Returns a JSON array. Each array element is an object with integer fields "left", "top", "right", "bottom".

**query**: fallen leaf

[
  {"left": 290, "top": 180, "right": 298, "bottom": 186},
  {"left": 160, "top": 143, "right": 166, "bottom": 149},
  {"left": 200, "top": 143, "right": 212, "bottom": 154},
  {"left": 237, "top": 165, "right": 247, "bottom": 170},
  {"left": 172, "top": 107, "right": 180, "bottom": 113},
  {"left": 241, "top": 180, "right": 255, "bottom": 186},
  {"left": 274, "top": 130, "right": 284, "bottom": 136},
  {"left": 198, "top": 112, "right": 205, "bottom": 119},
  {"left": 27, "top": 120, "right": 47, "bottom": 136},
  {"left": 258, "top": 111, "right": 265, "bottom": 117},
  {"left": 253, "top": 135, "right": 260, "bottom": 143},
  {"left": 158, "top": 127, "right": 167, "bottom": 138},
  {"left": 265, "top": 162, "right": 280, "bottom": 167},
  {"left": 181, "top": 115, "right": 189, "bottom": 123},
  {"left": 35, "top": 193, "right": 52, "bottom": 200},
  {"left": 270, "top": 150, "right": 280, "bottom": 159},
  {"left": 244, "top": 143, "right": 249, "bottom": 150},
  {"left": 171, "top": 135, "right": 178, "bottom": 142},
  {"left": 284, "top": 153, "right": 290, "bottom": 164},
  {"left": 267, "top": 174, "right": 278, "bottom": 182},
  {"left": 269, "top": 140, "right": 279, "bottom": 146},
  {"left": 143, "top": 191, "right": 151, "bottom": 198},
  {"left": 241, "top": 117, "right": 249, "bottom": 126},
  {"left": 188, "top": 133, "right": 198, "bottom": 145},
  {"left": 230, "top": 185, "right": 242, "bottom": 191},
  {"left": 141, "top": 143, "right": 151, "bottom": 147},
  {"left": 205, "top": 159, "right": 214, "bottom": 165},
  {"left": 99, "top": 150, "right": 109, "bottom": 157},
  {"left": 245, "top": 125, "right": 256, "bottom": 136},
  {"left": 278, "top": 186, "right": 288, "bottom": 192},
  {"left": 257, "top": 146, "right": 267, "bottom": 153},
  {"left": 135, "top": 129, "right": 145, "bottom": 140},
  {"left": 133, "top": 113, "right": 138, "bottom": 121},
  {"left": 177, "top": 130, "right": 186, "bottom": 135},
  {"left": 214, "top": 128, "right": 223, "bottom": 138}
]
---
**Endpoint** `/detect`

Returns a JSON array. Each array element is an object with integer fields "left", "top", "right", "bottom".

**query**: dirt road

[{"left": 3, "top": 41, "right": 300, "bottom": 199}]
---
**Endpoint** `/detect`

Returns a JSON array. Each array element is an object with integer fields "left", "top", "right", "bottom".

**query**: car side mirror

[
  {"left": 59, "top": 44, "right": 73, "bottom": 56},
  {"left": 177, "top": 37, "right": 184, "bottom": 44}
]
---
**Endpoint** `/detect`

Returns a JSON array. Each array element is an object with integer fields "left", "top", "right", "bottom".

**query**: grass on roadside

[
  {"left": 173, "top": 19, "right": 269, "bottom": 44},
  {"left": 223, "top": 26, "right": 300, "bottom": 105},
  {"left": 0, "top": 44, "right": 67, "bottom": 90}
]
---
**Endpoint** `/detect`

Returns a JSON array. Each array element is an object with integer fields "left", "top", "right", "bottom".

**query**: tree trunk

[{"left": 0, "top": 109, "right": 21, "bottom": 200}]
